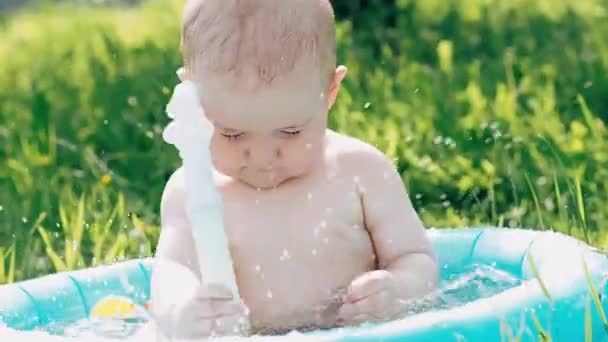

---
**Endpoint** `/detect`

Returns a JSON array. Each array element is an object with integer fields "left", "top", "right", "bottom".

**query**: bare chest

[{"left": 220, "top": 178, "right": 376, "bottom": 328}]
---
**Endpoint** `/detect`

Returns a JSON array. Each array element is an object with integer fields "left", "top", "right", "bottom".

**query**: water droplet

[
  {"left": 255, "top": 199, "right": 260, "bottom": 205},
  {"left": 440, "top": 193, "right": 447, "bottom": 200},
  {"left": 442, "top": 201, "right": 451, "bottom": 207},
  {"left": 415, "top": 193, "right": 423, "bottom": 199},
  {"left": 352, "top": 224, "right": 360, "bottom": 230},
  {"left": 22, "top": 217, "right": 28, "bottom": 223},
  {"left": 414, "top": 88, "right": 420, "bottom": 93},
  {"left": 325, "top": 207, "right": 333, "bottom": 215},
  {"left": 584, "top": 81, "right": 593, "bottom": 88},
  {"left": 280, "top": 249, "right": 290, "bottom": 261},
  {"left": 311, "top": 249, "right": 318, "bottom": 256},
  {"left": 305, "top": 143, "right": 312, "bottom": 150},
  {"left": 307, "top": 193, "right": 313, "bottom": 200},
  {"left": 103, "top": 119, "right": 109, "bottom": 125},
  {"left": 320, "top": 221, "right": 327, "bottom": 229},
  {"left": 323, "top": 238, "right": 329, "bottom": 244},
  {"left": 363, "top": 102, "right": 372, "bottom": 109},
  {"left": 0, "top": 205, "right": 3, "bottom": 211},
  {"left": 266, "top": 290, "right": 273, "bottom": 298},
  {"left": 387, "top": 239, "right": 393, "bottom": 245},
  {"left": 255, "top": 265, "right": 261, "bottom": 272},
  {"left": 313, "top": 227, "right": 321, "bottom": 237},
  {"left": 215, "top": 318, "right": 223, "bottom": 327},
  {"left": 353, "top": 176, "right": 361, "bottom": 183},
  {"left": 433, "top": 136, "right": 443, "bottom": 145}
]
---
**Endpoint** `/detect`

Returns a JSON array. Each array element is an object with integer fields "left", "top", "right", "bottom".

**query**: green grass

[{"left": 0, "top": 0, "right": 607, "bottom": 284}]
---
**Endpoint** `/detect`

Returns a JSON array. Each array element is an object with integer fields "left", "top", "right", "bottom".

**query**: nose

[{"left": 244, "top": 141, "right": 281, "bottom": 169}]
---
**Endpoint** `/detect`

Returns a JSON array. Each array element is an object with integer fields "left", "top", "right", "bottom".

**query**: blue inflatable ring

[{"left": 1, "top": 227, "right": 608, "bottom": 341}]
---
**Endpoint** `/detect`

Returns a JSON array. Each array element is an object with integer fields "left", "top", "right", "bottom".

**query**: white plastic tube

[{"left": 162, "top": 76, "right": 240, "bottom": 298}]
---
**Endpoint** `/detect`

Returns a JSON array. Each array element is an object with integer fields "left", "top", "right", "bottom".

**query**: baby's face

[{"left": 197, "top": 66, "right": 342, "bottom": 189}]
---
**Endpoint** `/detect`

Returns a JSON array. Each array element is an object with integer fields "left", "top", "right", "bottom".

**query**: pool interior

[{"left": 38, "top": 263, "right": 522, "bottom": 339}]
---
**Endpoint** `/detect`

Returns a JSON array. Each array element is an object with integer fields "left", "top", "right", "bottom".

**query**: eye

[
  {"left": 220, "top": 132, "right": 245, "bottom": 141},
  {"left": 281, "top": 129, "right": 302, "bottom": 136}
]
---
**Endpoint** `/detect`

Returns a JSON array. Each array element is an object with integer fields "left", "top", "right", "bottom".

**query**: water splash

[{"left": 404, "top": 264, "right": 520, "bottom": 315}]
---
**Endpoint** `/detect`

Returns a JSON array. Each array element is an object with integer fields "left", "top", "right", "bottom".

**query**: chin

[
  {"left": 238, "top": 172, "right": 295, "bottom": 190},
  {"left": 241, "top": 177, "right": 287, "bottom": 190}
]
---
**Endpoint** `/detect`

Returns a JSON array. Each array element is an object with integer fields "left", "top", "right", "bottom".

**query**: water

[
  {"left": 31, "top": 264, "right": 519, "bottom": 340},
  {"left": 42, "top": 318, "right": 147, "bottom": 339},
  {"left": 406, "top": 264, "right": 521, "bottom": 315}
]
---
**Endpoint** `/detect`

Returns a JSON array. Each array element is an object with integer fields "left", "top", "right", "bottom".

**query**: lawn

[{"left": 1, "top": 0, "right": 607, "bottom": 284}]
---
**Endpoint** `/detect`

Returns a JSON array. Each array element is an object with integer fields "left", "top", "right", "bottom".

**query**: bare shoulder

[
  {"left": 161, "top": 167, "right": 230, "bottom": 212},
  {"left": 161, "top": 167, "right": 187, "bottom": 214},
  {"left": 325, "top": 130, "right": 398, "bottom": 181}
]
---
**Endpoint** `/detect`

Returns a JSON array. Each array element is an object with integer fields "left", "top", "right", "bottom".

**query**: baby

[{"left": 151, "top": 0, "right": 438, "bottom": 339}]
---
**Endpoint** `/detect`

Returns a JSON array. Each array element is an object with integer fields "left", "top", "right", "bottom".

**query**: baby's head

[{"left": 181, "top": 0, "right": 347, "bottom": 189}]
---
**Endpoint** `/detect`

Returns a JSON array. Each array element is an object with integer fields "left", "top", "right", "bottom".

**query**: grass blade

[
  {"left": 524, "top": 173, "right": 545, "bottom": 230},
  {"left": 586, "top": 297, "right": 592, "bottom": 342},
  {"left": 577, "top": 94, "right": 597, "bottom": 138},
  {"left": 93, "top": 197, "right": 121, "bottom": 263},
  {"left": 530, "top": 311, "right": 551, "bottom": 342},
  {"left": 582, "top": 256, "right": 608, "bottom": 334},
  {"left": 104, "top": 233, "right": 128, "bottom": 265},
  {"left": 8, "top": 241, "right": 16, "bottom": 284},
  {"left": 553, "top": 175, "right": 567, "bottom": 235},
  {"left": 36, "top": 224, "right": 67, "bottom": 272},
  {"left": 575, "top": 177, "right": 590, "bottom": 244},
  {"left": 528, "top": 253, "right": 554, "bottom": 305},
  {"left": 0, "top": 248, "right": 6, "bottom": 284}
]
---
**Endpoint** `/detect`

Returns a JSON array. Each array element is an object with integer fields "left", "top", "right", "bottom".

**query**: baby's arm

[
  {"left": 353, "top": 146, "right": 438, "bottom": 299},
  {"left": 153, "top": 167, "right": 201, "bottom": 279},
  {"left": 150, "top": 168, "right": 201, "bottom": 326}
]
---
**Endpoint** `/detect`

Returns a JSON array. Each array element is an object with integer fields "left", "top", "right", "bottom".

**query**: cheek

[
  {"left": 210, "top": 137, "right": 239, "bottom": 172},
  {"left": 284, "top": 134, "right": 324, "bottom": 166}
]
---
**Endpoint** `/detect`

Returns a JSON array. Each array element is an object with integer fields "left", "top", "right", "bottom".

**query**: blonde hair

[{"left": 181, "top": 0, "right": 336, "bottom": 91}]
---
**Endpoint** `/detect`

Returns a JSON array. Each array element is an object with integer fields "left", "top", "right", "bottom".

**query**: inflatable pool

[{"left": 1, "top": 227, "right": 608, "bottom": 341}]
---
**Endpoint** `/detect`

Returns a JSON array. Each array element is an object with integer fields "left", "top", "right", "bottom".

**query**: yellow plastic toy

[{"left": 90, "top": 296, "right": 149, "bottom": 320}]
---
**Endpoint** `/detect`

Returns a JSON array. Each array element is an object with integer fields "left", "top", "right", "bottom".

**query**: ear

[{"left": 326, "top": 65, "right": 348, "bottom": 110}]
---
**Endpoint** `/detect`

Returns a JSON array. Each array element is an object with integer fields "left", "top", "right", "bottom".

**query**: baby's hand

[
  {"left": 337, "top": 270, "right": 405, "bottom": 325},
  {"left": 171, "top": 283, "right": 250, "bottom": 339}
]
